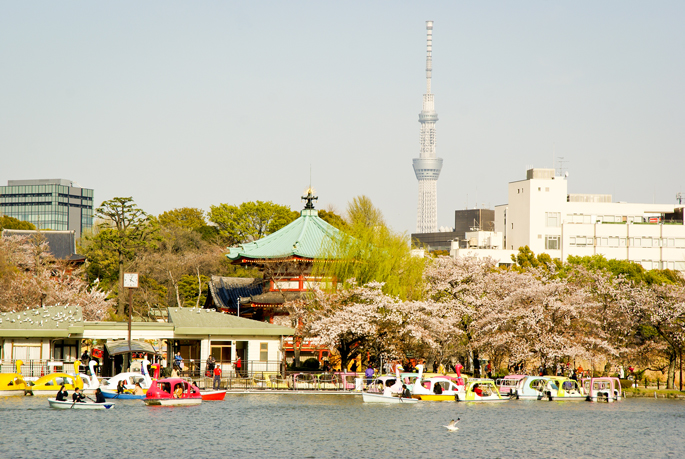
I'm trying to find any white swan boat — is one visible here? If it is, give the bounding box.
[48,398,115,410]
[362,392,418,403]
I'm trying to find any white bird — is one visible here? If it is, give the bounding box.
[443,418,460,431]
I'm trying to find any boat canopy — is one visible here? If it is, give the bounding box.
[105,340,159,356]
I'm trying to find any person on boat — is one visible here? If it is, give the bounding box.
[116,380,126,394]
[213,364,222,390]
[473,384,483,397]
[95,388,106,404]
[383,380,393,397]
[173,383,183,399]
[433,382,443,395]
[56,385,68,401]
[401,384,412,399]
[132,383,144,396]
[72,387,86,403]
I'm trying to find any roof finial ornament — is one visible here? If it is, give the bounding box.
[302,187,318,210]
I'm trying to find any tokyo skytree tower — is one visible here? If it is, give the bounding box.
[412,20,443,233]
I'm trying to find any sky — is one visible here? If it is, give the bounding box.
[1,1,684,234]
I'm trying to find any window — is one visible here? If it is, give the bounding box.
[545,187,550,192]
[546,212,560,227]
[642,237,652,247]
[675,261,685,271]
[260,343,268,362]
[210,341,232,362]
[545,236,560,250]
[575,236,587,247]
[608,237,619,247]
[675,239,685,248]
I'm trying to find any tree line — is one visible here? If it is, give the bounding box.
[288,247,685,388]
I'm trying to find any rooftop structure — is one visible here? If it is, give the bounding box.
[455,168,685,271]
[0,179,94,238]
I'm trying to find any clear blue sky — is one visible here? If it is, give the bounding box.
[2,1,684,234]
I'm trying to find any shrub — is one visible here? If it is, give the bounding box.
[619,379,633,389]
[302,358,320,370]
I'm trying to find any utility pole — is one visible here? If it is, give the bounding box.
[123,273,139,371]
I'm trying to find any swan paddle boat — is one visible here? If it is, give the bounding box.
[0,360,29,396]
[366,376,404,395]
[460,379,508,402]
[48,398,115,410]
[584,377,622,402]
[101,388,147,399]
[543,377,586,401]
[79,361,100,394]
[496,374,526,396]
[100,371,152,392]
[412,376,465,401]
[143,364,202,406]
[25,362,83,396]
[512,376,550,400]
[362,391,418,403]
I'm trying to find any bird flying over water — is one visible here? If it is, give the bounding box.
[443,418,460,431]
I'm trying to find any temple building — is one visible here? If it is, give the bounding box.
[204,190,343,365]
[204,190,342,323]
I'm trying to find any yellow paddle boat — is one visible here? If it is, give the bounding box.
[0,360,29,396]
[25,362,83,396]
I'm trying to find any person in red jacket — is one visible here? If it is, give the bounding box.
[213,365,222,390]
[235,357,242,377]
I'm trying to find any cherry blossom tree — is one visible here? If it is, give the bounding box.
[0,234,112,320]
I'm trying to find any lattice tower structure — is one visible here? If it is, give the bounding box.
[413,20,443,233]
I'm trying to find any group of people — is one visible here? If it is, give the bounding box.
[55,385,107,404]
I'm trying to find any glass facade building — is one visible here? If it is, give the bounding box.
[0,179,93,238]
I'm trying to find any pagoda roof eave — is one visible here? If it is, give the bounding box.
[226,208,344,262]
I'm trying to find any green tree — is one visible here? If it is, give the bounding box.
[158,207,207,230]
[318,209,349,231]
[0,215,36,231]
[315,196,425,301]
[346,195,384,230]
[94,197,156,316]
[208,201,298,246]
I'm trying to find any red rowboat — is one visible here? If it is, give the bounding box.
[200,390,227,401]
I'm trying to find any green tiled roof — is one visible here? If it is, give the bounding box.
[227,209,342,261]
[168,307,294,336]
[0,305,84,337]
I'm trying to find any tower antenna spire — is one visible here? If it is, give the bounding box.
[413,20,443,233]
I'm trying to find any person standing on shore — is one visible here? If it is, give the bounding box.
[213,364,222,390]
[365,364,375,387]
[235,357,242,377]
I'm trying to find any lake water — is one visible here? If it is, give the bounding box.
[0,394,683,459]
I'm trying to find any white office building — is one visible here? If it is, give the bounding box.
[453,168,685,271]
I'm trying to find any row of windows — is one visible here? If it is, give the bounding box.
[1,202,93,210]
[0,185,93,197]
[641,260,685,271]
[1,195,93,204]
[569,236,685,248]
[566,214,657,224]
